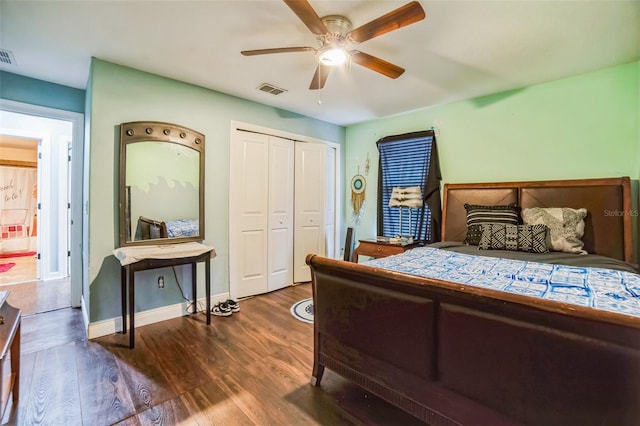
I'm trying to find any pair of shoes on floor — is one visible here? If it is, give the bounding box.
[226,299,240,312]
[212,299,240,317]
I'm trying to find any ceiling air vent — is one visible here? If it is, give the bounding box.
[257,83,286,96]
[0,49,16,66]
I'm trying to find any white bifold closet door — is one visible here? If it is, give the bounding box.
[293,142,326,283]
[268,137,295,291]
[230,129,326,299]
[324,146,337,259]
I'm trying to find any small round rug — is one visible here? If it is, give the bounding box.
[290,298,313,324]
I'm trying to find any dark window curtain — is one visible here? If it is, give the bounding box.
[377,130,442,243]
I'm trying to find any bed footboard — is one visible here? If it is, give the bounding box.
[308,255,520,425]
[307,254,640,426]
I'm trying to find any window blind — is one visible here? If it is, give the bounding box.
[377,130,441,242]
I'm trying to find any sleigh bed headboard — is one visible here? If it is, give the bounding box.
[441,177,633,263]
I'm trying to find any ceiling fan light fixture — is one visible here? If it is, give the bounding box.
[318,47,349,66]
[242,1,426,90]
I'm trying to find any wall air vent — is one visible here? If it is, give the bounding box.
[0,49,16,66]
[257,83,286,96]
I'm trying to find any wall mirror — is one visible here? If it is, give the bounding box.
[118,121,204,247]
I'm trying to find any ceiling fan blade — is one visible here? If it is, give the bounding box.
[241,47,316,56]
[351,51,405,79]
[309,64,331,90]
[347,1,425,43]
[283,0,328,35]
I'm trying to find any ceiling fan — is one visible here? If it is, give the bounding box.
[241,0,426,90]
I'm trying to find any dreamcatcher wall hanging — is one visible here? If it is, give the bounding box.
[351,167,366,224]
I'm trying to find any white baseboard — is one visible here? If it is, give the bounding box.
[87,292,229,339]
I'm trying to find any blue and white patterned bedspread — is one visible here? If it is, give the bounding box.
[165,219,199,238]
[365,247,640,318]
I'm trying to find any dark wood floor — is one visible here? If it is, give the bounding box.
[3,283,426,426]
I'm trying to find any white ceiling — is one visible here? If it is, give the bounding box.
[1,0,639,126]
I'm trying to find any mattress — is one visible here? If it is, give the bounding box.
[364,245,640,319]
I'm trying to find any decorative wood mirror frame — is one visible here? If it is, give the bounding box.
[118,121,205,247]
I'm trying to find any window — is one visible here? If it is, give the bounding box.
[377,130,441,242]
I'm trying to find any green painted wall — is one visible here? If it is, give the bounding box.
[87,58,345,322]
[345,61,640,258]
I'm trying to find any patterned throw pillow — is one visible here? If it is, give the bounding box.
[464,204,521,245]
[478,223,549,253]
[522,207,588,254]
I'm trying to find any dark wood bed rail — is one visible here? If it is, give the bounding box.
[307,254,640,335]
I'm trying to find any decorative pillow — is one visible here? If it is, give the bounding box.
[521,207,588,254]
[478,223,549,253]
[464,203,521,245]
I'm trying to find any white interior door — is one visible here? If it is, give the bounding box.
[229,130,269,298]
[47,134,70,280]
[33,131,69,281]
[294,142,326,283]
[267,137,294,292]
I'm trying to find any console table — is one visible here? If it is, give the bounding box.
[0,292,20,418]
[113,242,216,348]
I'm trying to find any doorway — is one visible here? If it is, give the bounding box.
[0,99,83,312]
[0,135,38,284]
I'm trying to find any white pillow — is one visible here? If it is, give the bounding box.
[521,207,588,254]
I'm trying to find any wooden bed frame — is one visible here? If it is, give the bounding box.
[306,177,639,425]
